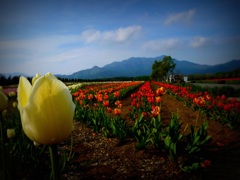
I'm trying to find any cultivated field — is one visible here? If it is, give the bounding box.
[1,80,240,179]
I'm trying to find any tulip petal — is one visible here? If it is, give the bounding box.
[18,76,32,108]
[22,74,75,144]
[31,73,41,85]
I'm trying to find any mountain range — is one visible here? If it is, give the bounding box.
[61,56,240,79]
[2,56,240,79]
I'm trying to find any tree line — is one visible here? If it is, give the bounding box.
[0,75,150,86]
[0,75,94,86]
[187,68,240,81]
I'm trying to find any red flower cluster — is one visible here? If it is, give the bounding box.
[130,82,165,118]
[156,87,166,96]
[193,96,206,107]
[73,81,143,117]
[201,159,211,168]
[153,81,240,125]
[114,108,121,115]
[151,106,161,117]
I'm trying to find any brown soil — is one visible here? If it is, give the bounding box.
[61,87,240,179]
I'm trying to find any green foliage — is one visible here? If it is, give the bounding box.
[180,161,201,173]
[164,112,186,161]
[188,67,240,82]
[189,84,240,97]
[132,114,152,149]
[0,75,20,86]
[185,121,212,154]
[151,60,163,81]
[110,116,129,144]
[151,56,176,81]
[0,108,48,179]
[74,99,129,142]
[92,107,106,133]
[180,121,212,173]
[150,114,163,148]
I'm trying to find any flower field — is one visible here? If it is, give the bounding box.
[196,77,240,84]
[1,79,240,179]
[153,81,240,128]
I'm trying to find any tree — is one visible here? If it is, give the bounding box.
[151,60,163,81]
[150,56,176,81]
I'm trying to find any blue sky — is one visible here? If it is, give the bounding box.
[0,0,240,76]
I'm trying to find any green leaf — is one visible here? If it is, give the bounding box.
[189,146,200,154]
[164,136,171,148]
[200,135,212,145]
[192,135,200,146]
[170,142,176,156]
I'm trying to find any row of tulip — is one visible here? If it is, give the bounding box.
[153,81,240,128]
[73,81,166,146]
[73,81,144,140]
[72,81,143,103]
[129,81,165,119]
[127,82,211,172]
[129,81,165,149]
[73,81,212,172]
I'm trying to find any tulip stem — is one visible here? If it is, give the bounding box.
[49,144,60,180]
[0,114,6,179]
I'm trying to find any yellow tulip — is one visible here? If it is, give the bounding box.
[13,101,18,108]
[7,129,15,138]
[17,73,75,145]
[0,90,8,111]
[32,73,41,85]
[8,91,16,97]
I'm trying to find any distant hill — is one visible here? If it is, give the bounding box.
[2,56,240,79]
[201,60,240,74]
[69,56,165,79]
[64,56,240,79]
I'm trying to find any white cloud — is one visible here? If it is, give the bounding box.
[142,38,182,51]
[164,9,195,25]
[80,30,101,43]
[80,25,142,43]
[189,36,209,47]
[0,27,143,75]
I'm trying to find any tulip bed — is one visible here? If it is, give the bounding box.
[1,80,240,179]
[72,81,143,139]
[153,81,240,128]
[72,81,213,174]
